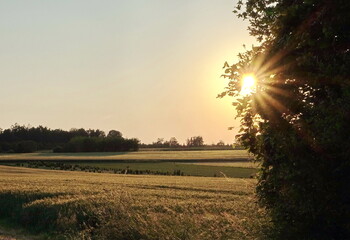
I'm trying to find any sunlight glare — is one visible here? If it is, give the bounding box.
[241,74,256,95]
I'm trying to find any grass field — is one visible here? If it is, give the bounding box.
[0,150,257,178]
[182,162,259,168]
[0,150,251,161]
[0,165,268,239]
[77,162,257,178]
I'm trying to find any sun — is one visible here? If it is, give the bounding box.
[241,74,256,95]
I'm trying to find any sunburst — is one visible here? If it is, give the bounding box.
[241,74,257,95]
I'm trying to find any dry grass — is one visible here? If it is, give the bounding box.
[0,165,267,239]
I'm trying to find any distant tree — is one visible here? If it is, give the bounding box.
[87,129,105,138]
[216,140,225,146]
[0,123,133,153]
[221,0,350,238]
[169,137,180,147]
[62,136,139,153]
[70,128,89,138]
[107,130,122,138]
[186,136,204,147]
[155,138,164,145]
[162,140,170,147]
[149,138,165,147]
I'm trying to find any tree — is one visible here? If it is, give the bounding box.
[70,128,89,138]
[186,136,204,147]
[87,129,105,138]
[107,130,122,138]
[169,137,180,147]
[151,138,164,147]
[220,0,350,239]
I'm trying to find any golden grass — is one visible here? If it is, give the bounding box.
[0,165,267,239]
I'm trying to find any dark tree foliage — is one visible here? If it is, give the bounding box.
[107,130,122,138]
[60,136,139,153]
[168,137,180,147]
[221,0,350,239]
[186,136,204,147]
[0,124,138,153]
[145,137,181,148]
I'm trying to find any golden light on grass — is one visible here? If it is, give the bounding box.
[0,165,265,239]
[241,74,257,95]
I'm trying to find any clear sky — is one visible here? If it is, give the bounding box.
[0,0,255,144]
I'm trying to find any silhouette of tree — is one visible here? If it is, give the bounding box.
[107,130,122,138]
[186,136,204,147]
[221,0,350,238]
[169,137,180,147]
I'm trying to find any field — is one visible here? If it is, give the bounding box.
[0,150,257,178]
[74,162,256,178]
[183,162,259,168]
[0,150,263,239]
[0,165,267,240]
[0,150,251,161]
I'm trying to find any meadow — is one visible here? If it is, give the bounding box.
[0,165,268,240]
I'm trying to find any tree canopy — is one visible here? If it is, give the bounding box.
[221,0,350,238]
[0,124,139,153]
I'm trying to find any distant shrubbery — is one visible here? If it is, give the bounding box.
[54,136,139,153]
[0,124,139,153]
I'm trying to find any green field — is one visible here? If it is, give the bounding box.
[184,161,259,168]
[0,165,268,239]
[77,162,257,178]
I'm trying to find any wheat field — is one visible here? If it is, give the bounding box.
[0,165,267,239]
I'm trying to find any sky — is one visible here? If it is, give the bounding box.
[0,0,255,144]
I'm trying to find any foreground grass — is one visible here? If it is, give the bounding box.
[0,165,267,239]
[0,150,250,161]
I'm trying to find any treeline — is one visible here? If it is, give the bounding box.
[0,124,139,153]
[141,136,234,149]
[54,136,139,153]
